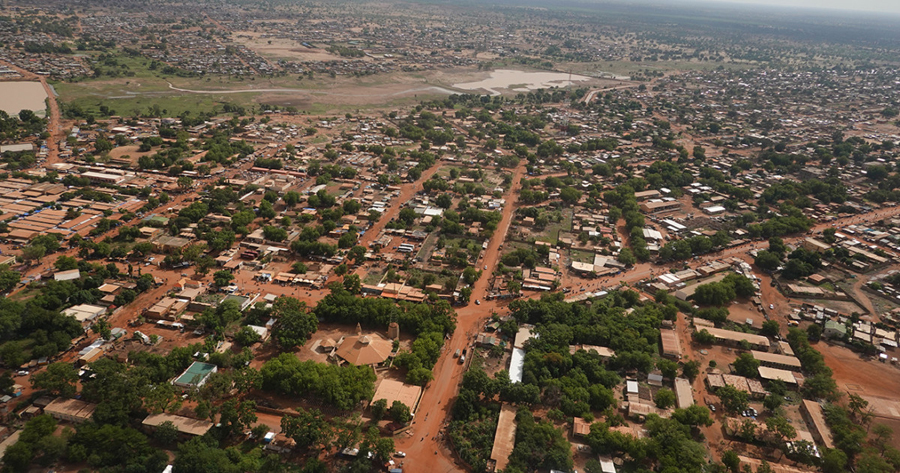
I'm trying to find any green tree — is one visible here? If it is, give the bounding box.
[1,441,33,472]
[263,225,288,242]
[21,244,47,264]
[234,326,262,347]
[654,388,676,409]
[754,250,781,271]
[559,187,582,206]
[284,191,301,207]
[763,394,783,412]
[281,408,332,450]
[618,247,636,266]
[717,385,749,413]
[258,199,276,220]
[30,362,78,397]
[692,280,736,306]
[822,448,848,473]
[272,297,318,349]
[681,360,701,380]
[0,341,26,368]
[671,404,714,427]
[95,136,113,153]
[733,353,761,377]
[153,420,179,446]
[54,256,78,271]
[462,266,479,285]
[807,323,823,341]
[692,329,716,344]
[765,415,796,443]
[389,400,412,424]
[218,399,258,438]
[177,176,193,190]
[370,398,388,420]
[761,320,780,337]
[871,423,893,453]
[737,418,757,442]
[343,274,361,295]
[0,265,20,292]
[722,449,740,473]
[213,270,234,287]
[348,245,366,265]
[657,359,679,379]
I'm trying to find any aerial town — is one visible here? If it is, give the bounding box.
[0,0,899,472]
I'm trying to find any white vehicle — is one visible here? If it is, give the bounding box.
[394,452,406,458]
[769,304,774,310]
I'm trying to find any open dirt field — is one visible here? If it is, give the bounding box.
[231,32,347,62]
[816,341,900,399]
[106,144,152,163]
[726,304,767,329]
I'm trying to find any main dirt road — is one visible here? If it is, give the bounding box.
[391,160,528,471]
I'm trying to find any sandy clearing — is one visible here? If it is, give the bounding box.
[817,341,900,399]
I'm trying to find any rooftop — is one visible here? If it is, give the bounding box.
[335,333,393,366]
[372,379,423,413]
[142,413,214,436]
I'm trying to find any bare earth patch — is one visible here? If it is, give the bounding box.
[232,31,347,62]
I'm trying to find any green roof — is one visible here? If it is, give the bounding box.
[174,362,216,387]
[824,320,847,333]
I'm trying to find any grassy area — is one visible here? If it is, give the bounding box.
[533,208,573,244]
[362,268,386,286]
[53,49,453,118]
[570,249,594,263]
[8,286,40,302]
[435,165,465,179]
[405,268,457,291]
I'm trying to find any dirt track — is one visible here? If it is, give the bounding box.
[389,160,527,471]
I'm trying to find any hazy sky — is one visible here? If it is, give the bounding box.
[694,0,900,14]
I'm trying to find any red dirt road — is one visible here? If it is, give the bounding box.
[392,161,527,470]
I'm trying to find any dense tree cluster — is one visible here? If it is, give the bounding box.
[747,213,811,239]
[786,328,839,401]
[259,353,376,410]
[585,411,713,472]
[505,409,573,473]
[270,296,318,349]
[658,232,731,262]
[0,262,153,366]
[691,273,755,306]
